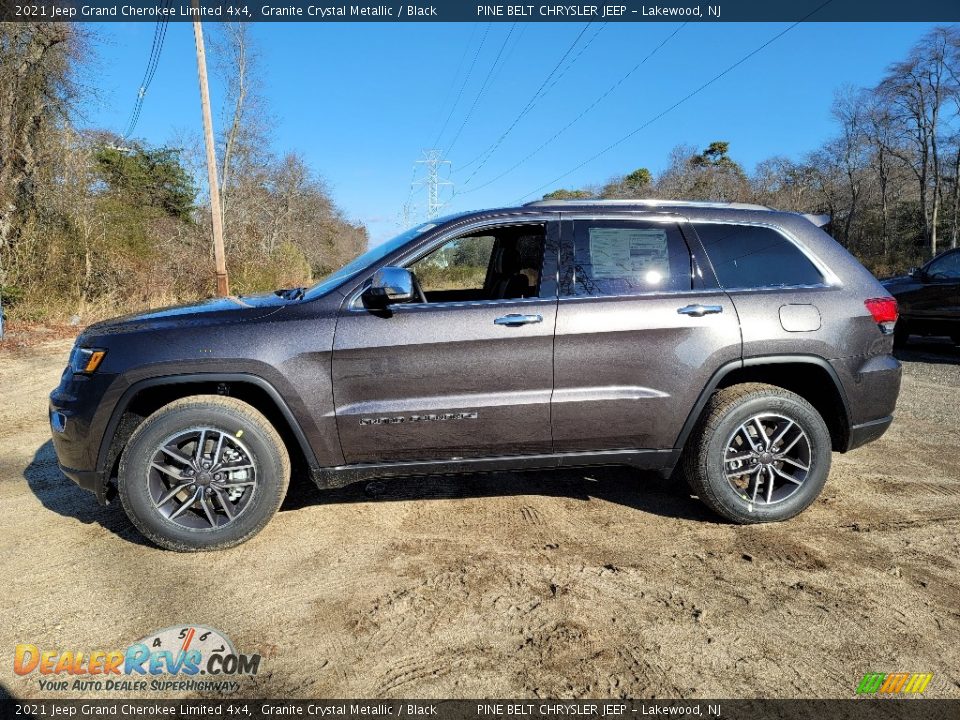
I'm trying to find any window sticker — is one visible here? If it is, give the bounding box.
[587,227,670,281]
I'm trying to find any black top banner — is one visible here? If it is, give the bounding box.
[1,0,959,22]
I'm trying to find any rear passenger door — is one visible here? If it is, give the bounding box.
[551,215,741,454]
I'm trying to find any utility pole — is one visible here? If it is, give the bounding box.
[192,7,230,296]
[413,149,453,219]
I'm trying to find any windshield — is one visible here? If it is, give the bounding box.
[302,214,468,300]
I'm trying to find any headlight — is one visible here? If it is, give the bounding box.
[69,346,107,374]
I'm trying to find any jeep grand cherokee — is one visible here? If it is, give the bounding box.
[50,199,902,551]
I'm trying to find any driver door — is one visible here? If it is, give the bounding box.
[331,219,559,464]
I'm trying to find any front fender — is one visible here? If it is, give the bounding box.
[93,363,335,479]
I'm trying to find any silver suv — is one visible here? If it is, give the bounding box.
[51,199,902,551]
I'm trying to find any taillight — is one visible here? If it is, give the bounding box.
[865,297,898,335]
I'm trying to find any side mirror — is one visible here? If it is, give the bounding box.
[908,267,924,281]
[363,266,414,307]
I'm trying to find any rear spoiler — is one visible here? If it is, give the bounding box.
[802,213,831,228]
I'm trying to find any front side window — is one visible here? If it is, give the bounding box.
[304,215,470,300]
[407,223,546,303]
[695,223,824,289]
[926,250,960,280]
[411,235,495,295]
[563,220,692,297]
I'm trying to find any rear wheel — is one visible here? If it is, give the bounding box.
[118,396,290,551]
[681,383,832,524]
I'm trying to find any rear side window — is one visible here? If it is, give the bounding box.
[695,224,824,289]
[564,220,692,296]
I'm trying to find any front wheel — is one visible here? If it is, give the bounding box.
[681,383,832,524]
[118,396,290,551]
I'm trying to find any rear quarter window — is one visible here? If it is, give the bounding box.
[694,223,824,289]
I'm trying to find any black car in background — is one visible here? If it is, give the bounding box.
[882,247,960,347]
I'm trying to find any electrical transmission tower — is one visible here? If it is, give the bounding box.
[412,149,453,220]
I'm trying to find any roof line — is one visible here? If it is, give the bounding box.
[522,198,773,211]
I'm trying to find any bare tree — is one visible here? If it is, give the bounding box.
[0,23,79,255]
[213,23,259,219]
[876,26,960,257]
[831,88,876,249]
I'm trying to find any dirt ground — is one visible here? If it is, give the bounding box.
[1,337,958,700]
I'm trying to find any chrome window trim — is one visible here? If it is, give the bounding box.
[557,288,727,303]
[393,296,551,312]
[721,283,838,294]
[554,284,839,302]
[687,218,841,288]
[346,214,558,311]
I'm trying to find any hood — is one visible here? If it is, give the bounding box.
[83,291,294,338]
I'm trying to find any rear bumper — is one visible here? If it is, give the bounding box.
[846,415,894,451]
[830,353,901,451]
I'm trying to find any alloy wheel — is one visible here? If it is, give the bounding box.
[146,428,258,530]
[723,413,812,505]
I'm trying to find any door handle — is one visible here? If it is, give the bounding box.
[494,313,543,326]
[677,304,723,317]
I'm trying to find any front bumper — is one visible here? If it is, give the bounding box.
[58,465,109,501]
[49,370,118,504]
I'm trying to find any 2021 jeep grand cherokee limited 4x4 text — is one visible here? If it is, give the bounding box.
[50,200,902,551]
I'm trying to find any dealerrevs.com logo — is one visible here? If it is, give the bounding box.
[14,625,261,694]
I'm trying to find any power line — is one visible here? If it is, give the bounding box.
[452,22,597,175]
[123,20,163,138]
[122,3,171,139]
[484,23,529,93]
[442,23,517,158]
[518,2,833,202]
[123,15,167,137]
[428,24,479,147]
[457,21,606,174]
[430,23,491,149]
[529,22,606,111]
[457,22,686,195]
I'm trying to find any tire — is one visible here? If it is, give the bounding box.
[893,320,909,348]
[681,383,832,524]
[118,395,290,551]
